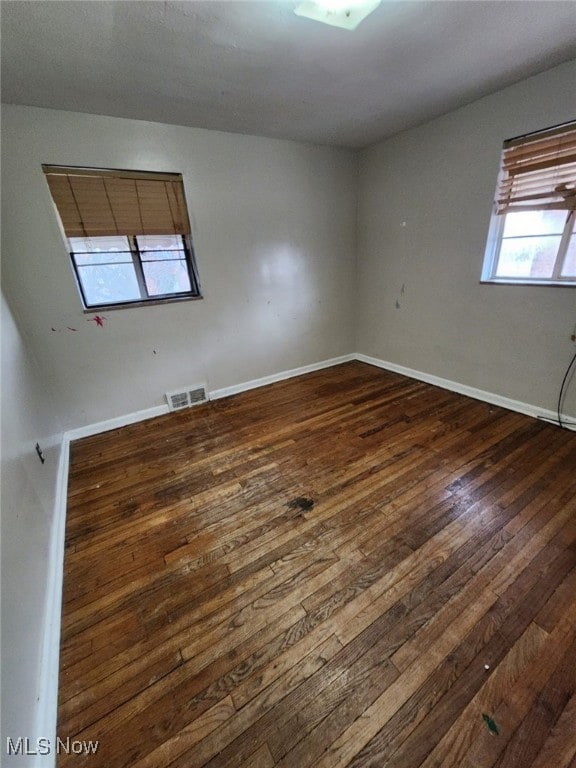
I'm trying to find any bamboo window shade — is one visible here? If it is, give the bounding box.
[496,122,576,215]
[42,166,191,237]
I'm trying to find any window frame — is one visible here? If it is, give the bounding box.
[43,164,203,310]
[69,233,202,311]
[481,208,576,287]
[481,121,576,287]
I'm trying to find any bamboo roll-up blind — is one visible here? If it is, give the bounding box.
[42,166,191,237]
[495,122,576,214]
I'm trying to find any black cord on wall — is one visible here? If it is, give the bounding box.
[557,350,576,430]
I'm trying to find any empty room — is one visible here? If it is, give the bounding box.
[1,1,576,766]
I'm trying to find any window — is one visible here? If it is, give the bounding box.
[43,166,201,308]
[482,121,576,286]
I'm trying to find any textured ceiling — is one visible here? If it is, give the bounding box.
[2,1,576,148]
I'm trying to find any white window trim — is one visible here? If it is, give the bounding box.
[481,207,576,287]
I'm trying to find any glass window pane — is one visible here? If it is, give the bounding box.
[78,264,141,305]
[502,211,568,238]
[495,236,561,279]
[136,235,183,251]
[560,235,576,278]
[143,260,191,296]
[140,250,186,262]
[74,251,133,266]
[69,236,130,253]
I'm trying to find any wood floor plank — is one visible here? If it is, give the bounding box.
[459,617,576,768]
[146,634,344,768]
[528,692,576,768]
[417,621,551,768]
[311,588,500,768]
[491,635,576,768]
[344,539,576,768]
[57,361,576,768]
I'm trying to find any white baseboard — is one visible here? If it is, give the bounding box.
[34,435,70,767]
[64,355,357,441]
[64,353,576,442]
[66,404,169,442]
[356,353,576,431]
[209,354,356,400]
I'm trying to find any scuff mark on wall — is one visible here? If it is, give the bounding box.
[395,283,406,310]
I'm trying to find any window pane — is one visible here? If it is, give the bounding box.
[502,210,568,238]
[74,251,133,266]
[136,235,183,251]
[560,234,576,278]
[78,264,141,305]
[140,250,186,262]
[69,236,130,253]
[143,260,191,296]
[495,236,561,279]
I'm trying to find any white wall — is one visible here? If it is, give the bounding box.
[1,106,357,430]
[1,292,64,764]
[356,60,576,418]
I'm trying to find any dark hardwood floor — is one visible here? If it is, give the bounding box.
[58,361,576,767]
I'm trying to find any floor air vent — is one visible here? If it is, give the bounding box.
[165,384,208,412]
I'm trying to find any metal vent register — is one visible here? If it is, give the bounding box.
[165,385,208,411]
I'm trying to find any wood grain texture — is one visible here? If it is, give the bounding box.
[57,361,576,767]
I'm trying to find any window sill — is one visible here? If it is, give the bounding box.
[480,279,576,288]
[82,294,203,313]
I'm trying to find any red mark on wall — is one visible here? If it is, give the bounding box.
[88,315,106,327]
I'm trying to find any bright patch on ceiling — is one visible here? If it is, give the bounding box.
[294,0,382,30]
